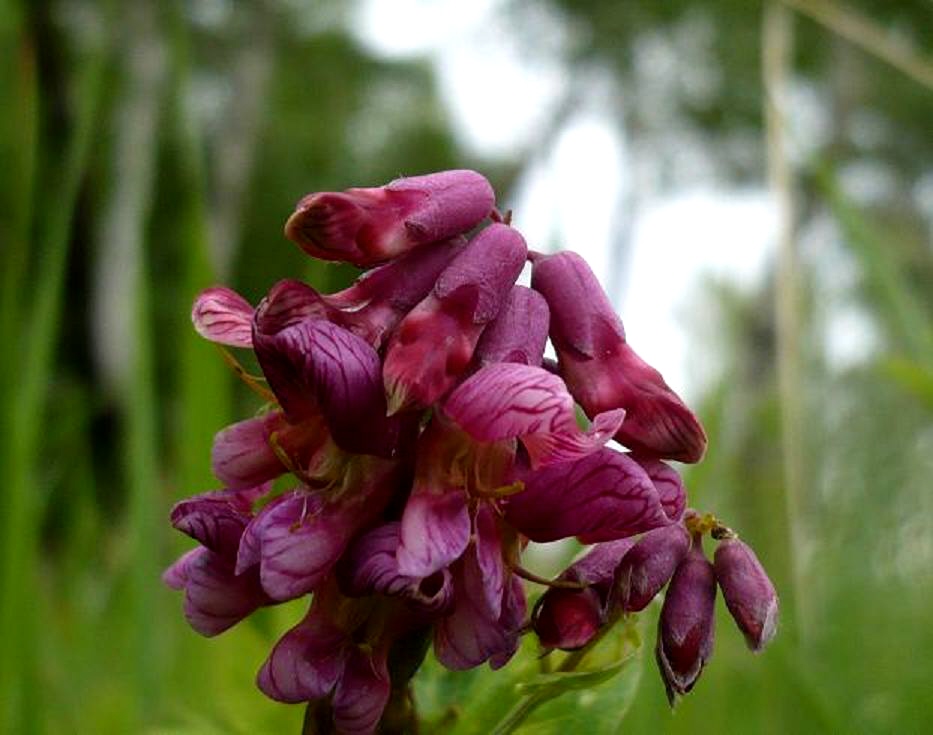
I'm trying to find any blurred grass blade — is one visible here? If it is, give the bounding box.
[0,27,108,734]
[92,2,168,723]
[816,165,933,365]
[166,0,232,495]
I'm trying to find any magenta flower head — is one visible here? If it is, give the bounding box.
[615,524,691,612]
[530,251,707,463]
[532,539,636,651]
[655,534,717,704]
[714,537,778,652]
[284,170,494,266]
[382,223,528,413]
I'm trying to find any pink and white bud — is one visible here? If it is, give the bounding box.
[191,286,255,348]
[531,251,707,463]
[655,536,717,704]
[615,524,691,612]
[382,223,527,412]
[714,537,778,652]
[285,170,494,266]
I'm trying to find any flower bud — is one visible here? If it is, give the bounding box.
[472,285,550,368]
[382,223,527,412]
[532,539,635,651]
[285,170,494,266]
[615,524,691,612]
[714,537,778,652]
[531,251,707,463]
[655,536,716,704]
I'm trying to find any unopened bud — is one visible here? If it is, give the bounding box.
[655,536,716,704]
[714,537,778,652]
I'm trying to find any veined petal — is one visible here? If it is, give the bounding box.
[257,606,348,703]
[191,287,254,347]
[255,279,334,336]
[253,317,406,457]
[169,484,269,558]
[397,486,471,578]
[504,448,673,543]
[339,522,453,614]
[237,492,355,601]
[170,547,268,637]
[211,411,328,489]
[632,456,686,522]
[332,647,392,735]
[463,505,505,619]
[489,574,526,670]
[443,364,625,468]
[433,564,512,671]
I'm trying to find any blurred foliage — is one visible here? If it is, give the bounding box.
[1,0,932,733]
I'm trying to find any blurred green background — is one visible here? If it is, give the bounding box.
[2,0,932,732]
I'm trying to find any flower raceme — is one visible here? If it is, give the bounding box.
[164,168,777,732]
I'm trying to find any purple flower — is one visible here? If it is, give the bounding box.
[382,222,528,413]
[236,456,403,601]
[284,170,494,266]
[252,299,415,459]
[163,485,273,636]
[210,410,329,489]
[532,539,636,651]
[504,448,684,544]
[655,535,716,703]
[338,522,454,614]
[531,251,707,463]
[434,507,526,670]
[615,524,691,612]
[192,237,466,355]
[257,581,397,735]
[396,365,625,579]
[714,537,778,652]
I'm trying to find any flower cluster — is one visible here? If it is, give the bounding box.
[165,169,777,732]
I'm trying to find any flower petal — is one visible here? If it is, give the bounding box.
[504,448,674,543]
[443,364,625,468]
[462,505,505,619]
[382,223,527,412]
[339,522,453,614]
[397,486,471,578]
[191,287,254,347]
[616,524,691,612]
[237,492,356,601]
[632,456,686,522]
[332,647,392,735]
[168,547,268,637]
[433,563,513,671]
[473,285,550,369]
[285,170,493,266]
[211,411,328,489]
[254,279,334,336]
[253,317,408,457]
[257,606,348,703]
[169,485,268,558]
